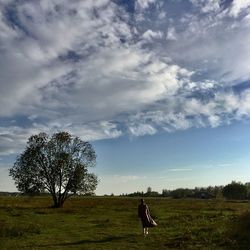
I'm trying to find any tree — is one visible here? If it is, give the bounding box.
[147,187,152,194]
[171,188,193,199]
[162,189,170,197]
[245,182,250,199]
[222,181,248,200]
[9,132,98,208]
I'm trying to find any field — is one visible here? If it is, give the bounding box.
[0,196,249,250]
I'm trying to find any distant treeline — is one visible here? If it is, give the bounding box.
[2,181,250,200]
[0,192,20,197]
[119,181,250,200]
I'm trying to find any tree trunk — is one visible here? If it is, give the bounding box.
[51,194,65,208]
[53,201,64,208]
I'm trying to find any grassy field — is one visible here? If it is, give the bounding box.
[0,196,249,250]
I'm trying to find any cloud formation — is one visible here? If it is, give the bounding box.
[0,0,250,155]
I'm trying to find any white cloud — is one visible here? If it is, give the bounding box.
[0,120,122,156]
[112,175,147,183]
[66,121,123,141]
[142,29,163,41]
[0,0,250,155]
[0,127,34,155]
[208,115,221,128]
[168,168,193,172]
[229,0,250,17]
[129,124,156,137]
[164,6,250,84]
[137,0,157,9]
[190,0,220,13]
[0,165,17,192]
[237,89,250,116]
[158,10,166,19]
[166,27,177,41]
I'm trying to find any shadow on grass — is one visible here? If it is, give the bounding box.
[228,211,250,249]
[38,236,124,247]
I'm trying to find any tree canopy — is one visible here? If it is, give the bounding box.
[9,132,98,207]
[222,181,248,200]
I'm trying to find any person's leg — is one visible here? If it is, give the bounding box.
[146,227,149,235]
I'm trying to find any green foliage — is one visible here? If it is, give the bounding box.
[9,132,98,208]
[222,181,248,200]
[171,188,194,199]
[246,182,250,199]
[0,196,249,249]
[123,185,225,199]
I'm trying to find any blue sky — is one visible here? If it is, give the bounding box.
[0,0,250,194]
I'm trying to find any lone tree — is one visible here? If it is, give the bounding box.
[9,132,98,208]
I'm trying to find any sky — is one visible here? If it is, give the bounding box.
[0,0,250,195]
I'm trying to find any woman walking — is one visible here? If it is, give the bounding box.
[138,199,157,236]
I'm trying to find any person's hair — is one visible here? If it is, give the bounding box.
[140,199,144,204]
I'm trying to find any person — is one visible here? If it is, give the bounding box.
[138,199,157,236]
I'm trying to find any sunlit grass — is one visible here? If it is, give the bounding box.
[0,196,249,249]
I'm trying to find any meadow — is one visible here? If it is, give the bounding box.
[0,196,249,250]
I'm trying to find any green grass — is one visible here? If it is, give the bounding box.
[0,196,249,249]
